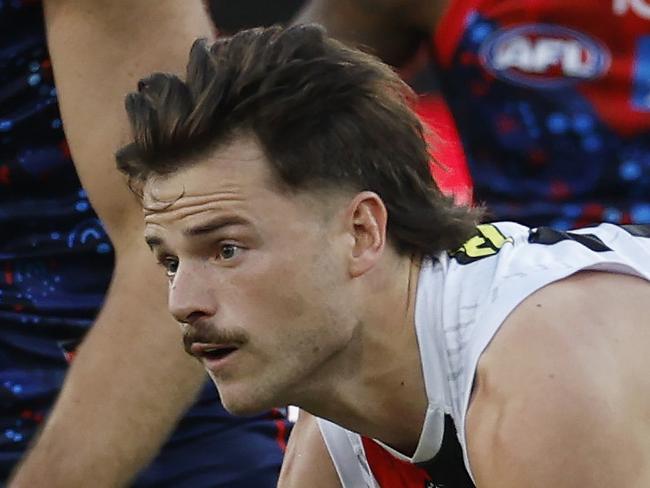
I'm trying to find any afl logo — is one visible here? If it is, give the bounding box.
[479,24,611,89]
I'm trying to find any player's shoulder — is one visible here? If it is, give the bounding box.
[447,221,650,280]
[476,265,650,388]
[466,268,650,486]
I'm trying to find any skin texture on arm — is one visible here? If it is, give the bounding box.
[293,0,448,66]
[278,411,342,488]
[9,1,215,486]
[466,271,650,488]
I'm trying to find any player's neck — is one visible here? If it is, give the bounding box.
[299,256,428,456]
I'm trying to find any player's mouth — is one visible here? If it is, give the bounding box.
[190,343,239,369]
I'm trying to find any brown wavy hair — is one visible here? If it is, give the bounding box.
[116,24,482,256]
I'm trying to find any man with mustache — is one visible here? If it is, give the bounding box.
[119,25,650,488]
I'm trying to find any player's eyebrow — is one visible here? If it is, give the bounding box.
[182,216,249,237]
[144,234,165,250]
[144,216,250,251]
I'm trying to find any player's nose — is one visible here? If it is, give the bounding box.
[168,261,218,325]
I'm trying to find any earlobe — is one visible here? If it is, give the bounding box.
[347,192,387,278]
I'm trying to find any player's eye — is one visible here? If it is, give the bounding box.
[161,257,179,278]
[217,244,241,261]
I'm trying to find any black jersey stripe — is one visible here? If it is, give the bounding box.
[528,227,612,252]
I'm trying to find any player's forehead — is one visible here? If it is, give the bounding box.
[145,137,270,197]
[140,135,353,247]
[142,137,276,223]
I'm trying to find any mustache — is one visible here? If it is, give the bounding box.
[182,321,249,356]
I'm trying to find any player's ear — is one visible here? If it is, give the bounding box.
[344,191,387,278]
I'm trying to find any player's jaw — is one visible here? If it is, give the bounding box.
[180,307,359,417]
[215,338,352,416]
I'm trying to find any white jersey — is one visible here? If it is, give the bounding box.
[318,222,650,488]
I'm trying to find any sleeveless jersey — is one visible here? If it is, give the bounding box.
[0,2,288,485]
[318,222,650,487]
[432,0,650,229]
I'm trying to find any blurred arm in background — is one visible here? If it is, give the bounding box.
[9,1,214,486]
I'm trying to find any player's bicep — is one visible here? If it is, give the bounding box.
[278,411,342,488]
[472,389,646,488]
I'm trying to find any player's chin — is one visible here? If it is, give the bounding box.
[217,383,281,416]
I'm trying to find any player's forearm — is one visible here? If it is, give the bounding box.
[9,246,206,487]
[42,0,215,237]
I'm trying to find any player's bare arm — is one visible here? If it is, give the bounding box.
[278,411,342,488]
[9,1,214,486]
[467,271,650,488]
[294,0,449,66]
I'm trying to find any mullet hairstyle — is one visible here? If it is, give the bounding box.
[116,24,482,257]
